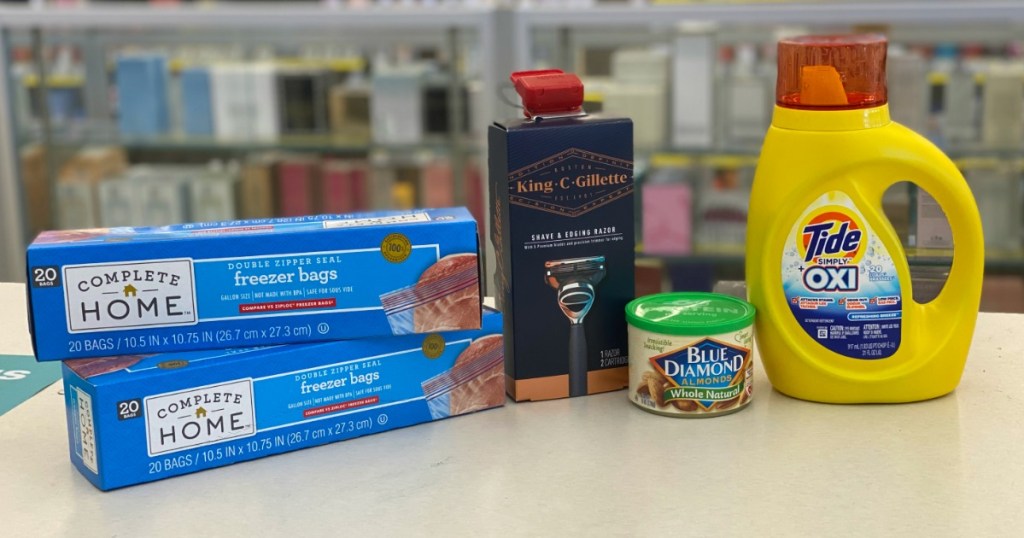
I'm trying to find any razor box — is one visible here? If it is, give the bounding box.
[490,115,634,401]
[27,207,482,361]
[61,310,504,490]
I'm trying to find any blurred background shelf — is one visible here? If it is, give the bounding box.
[17,127,480,156]
[516,1,1024,25]
[0,4,496,29]
[0,2,500,287]
[0,1,1022,310]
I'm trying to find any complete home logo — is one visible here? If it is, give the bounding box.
[144,379,256,456]
[63,259,198,332]
[508,148,633,217]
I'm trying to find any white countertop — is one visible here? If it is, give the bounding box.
[1,281,1022,536]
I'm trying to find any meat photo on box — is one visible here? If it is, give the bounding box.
[64,355,148,379]
[449,334,505,415]
[413,253,481,333]
[33,228,112,244]
[421,333,505,419]
[381,253,481,335]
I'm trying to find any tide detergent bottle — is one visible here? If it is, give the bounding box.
[746,35,985,403]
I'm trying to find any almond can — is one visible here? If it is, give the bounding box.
[626,292,756,418]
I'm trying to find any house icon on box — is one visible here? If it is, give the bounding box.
[123,284,137,297]
[195,407,207,418]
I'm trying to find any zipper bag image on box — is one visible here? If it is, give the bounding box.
[380,252,480,335]
[422,333,504,419]
[26,208,481,361]
[60,310,503,490]
[490,70,634,401]
[746,35,985,403]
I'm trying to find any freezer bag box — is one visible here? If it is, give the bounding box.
[61,309,504,490]
[490,114,635,401]
[27,208,482,361]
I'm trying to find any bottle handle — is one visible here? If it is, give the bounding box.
[853,150,985,331]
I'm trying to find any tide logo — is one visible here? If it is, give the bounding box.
[798,209,865,264]
[798,208,865,293]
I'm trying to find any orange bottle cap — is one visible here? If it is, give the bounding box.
[777,34,888,110]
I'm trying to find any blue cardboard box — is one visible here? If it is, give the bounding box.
[116,54,170,137]
[27,208,482,361]
[490,115,634,401]
[180,67,215,136]
[62,310,504,490]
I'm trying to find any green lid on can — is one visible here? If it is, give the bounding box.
[625,292,756,336]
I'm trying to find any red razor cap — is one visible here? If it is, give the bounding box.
[777,34,888,110]
[510,69,584,119]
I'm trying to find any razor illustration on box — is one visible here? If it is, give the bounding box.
[545,256,606,397]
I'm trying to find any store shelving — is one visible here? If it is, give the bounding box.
[521,2,1024,288]
[2,1,1024,286]
[638,253,745,266]
[0,2,502,283]
[0,3,496,30]
[17,127,481,156]
[513,1,1024,67]
[517,1,1024,25]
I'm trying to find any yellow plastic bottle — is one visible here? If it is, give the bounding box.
[746,35,985,403]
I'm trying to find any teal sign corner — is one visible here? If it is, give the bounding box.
[0,354,61,416]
